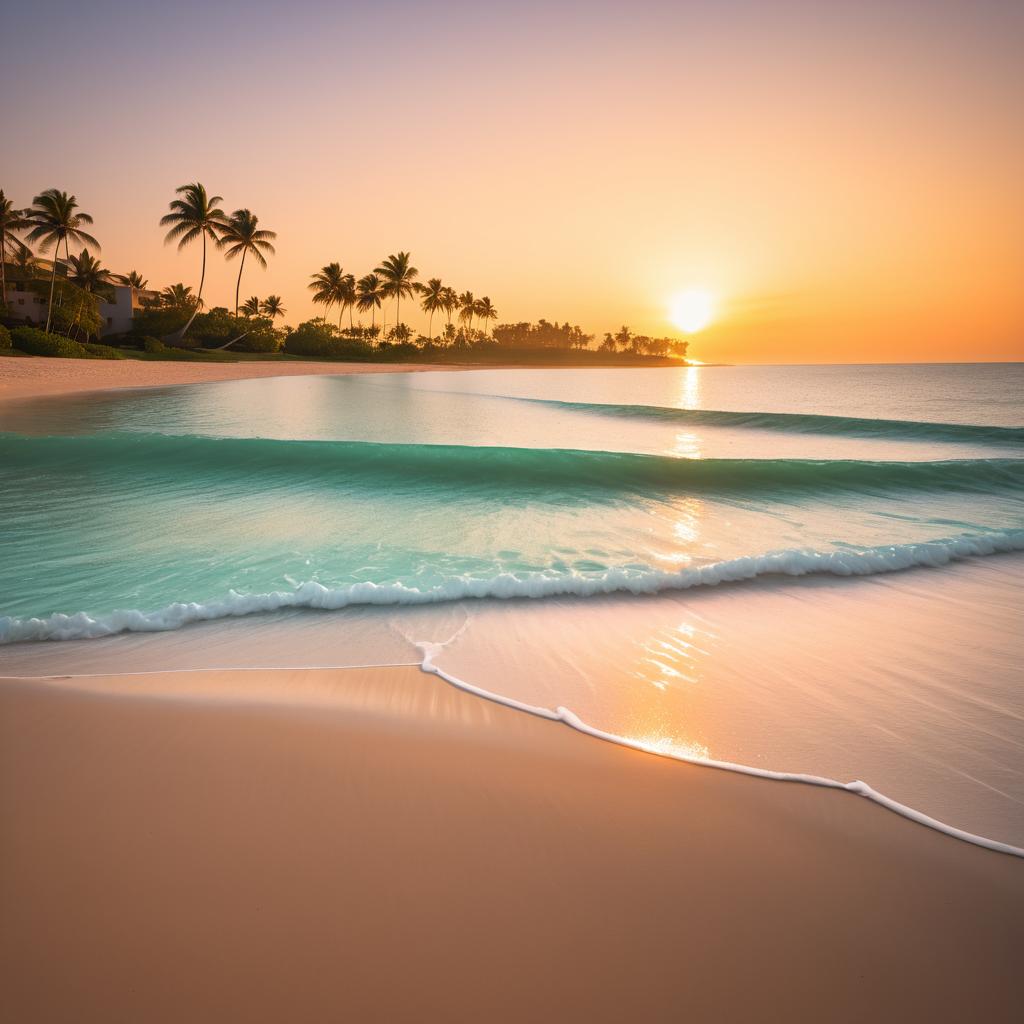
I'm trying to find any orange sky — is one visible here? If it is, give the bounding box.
[4,0,1022,362]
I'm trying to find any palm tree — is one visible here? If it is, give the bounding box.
[219,208,277,318]
[260,295,286,319]
[375,252,419,330]
[614,325,633,352]
[65,249,113,294]
[116,270,148,290]
[63,249,114,337]
[161,283,200,310]
[159,183,226,337]
[340,273,357,329]
[441,286,459,330]
[0,190,31,309]
[309,263,355,327]
[418,278,446,340]
[356,273,384,329]
[458,291,476,335]
[240,295,261,317]
[474,297,497,337]
[24,189,100,332]
[12,247,42,283]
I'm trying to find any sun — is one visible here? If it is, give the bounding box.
[670,288,715,334]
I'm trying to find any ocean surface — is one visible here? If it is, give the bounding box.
[1,363,1022,848]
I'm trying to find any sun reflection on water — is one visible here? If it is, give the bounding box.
[679,364,702,410]
[634,732,711,761]
[619,616,718,760]
[672,430,702,459]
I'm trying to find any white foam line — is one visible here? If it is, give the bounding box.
[417,643,1024,860]
[7,651,1022,858]
[4,529,1023,643]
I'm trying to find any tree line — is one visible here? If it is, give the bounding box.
[2,184,687,361]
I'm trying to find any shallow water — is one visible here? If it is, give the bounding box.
[1,363,1022,846]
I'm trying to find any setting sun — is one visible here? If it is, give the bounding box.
[670,289,715,334]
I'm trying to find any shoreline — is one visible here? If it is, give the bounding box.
[3,665,1023,1022]
[0,354,699,406]
[6,640,1021,859]
[420,648,1024,859]
[2,551,1022,856]
[0,354,472,405]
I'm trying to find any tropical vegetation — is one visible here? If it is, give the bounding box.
[2,180,690,364]
[158,183,226,339]
[219,208,277,318]
[309,263,355,327]
[23,189,99,332]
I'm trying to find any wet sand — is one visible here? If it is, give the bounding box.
[0,355,467,404]
[2,665,1022,1023]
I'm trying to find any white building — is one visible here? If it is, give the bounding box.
[3,279,159,336]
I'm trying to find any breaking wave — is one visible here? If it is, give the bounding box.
[3,432,1023,497]
[3,529,1022,643]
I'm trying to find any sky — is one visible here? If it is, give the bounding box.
[3,0,1022,362]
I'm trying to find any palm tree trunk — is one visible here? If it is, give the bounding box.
[67,296,85,338]
[234,248,247,318]
[211,330,250,350]
[198,233,207,307]
[339,306,343,328]
[56,235,70,313]
[44,257,58,333]
[428,310,434,340]
[348,305,353,330]
[1,230,6,311]
[174,232,207,341]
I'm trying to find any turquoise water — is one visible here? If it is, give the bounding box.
[1,365,1023,634]
[1,364,1022,846]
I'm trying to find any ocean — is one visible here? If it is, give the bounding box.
[1,363,1022,849]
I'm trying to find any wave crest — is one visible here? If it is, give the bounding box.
[526,398,1024,446]
[3,432,1022,496]
[3,529,1022,643]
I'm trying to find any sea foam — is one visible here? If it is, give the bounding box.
[417,641,1024,859]
[3,529,1022,643]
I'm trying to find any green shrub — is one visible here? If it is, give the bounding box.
[283,320,337,356]
[284,320,372,359]
[27,279,102,338]
[131,306,190,340]
[233,333,281,353]
[135,337,239,362]
[230,318,281,353]
[82,343,128,360]
[0,323,11,349]
[11,327,89,358]
[163,332,204,350]
[141,338,194,360]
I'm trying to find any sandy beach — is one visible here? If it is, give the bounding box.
[0,354,466,404]
[5,0,1020,1016]
[2,665,1022,1023]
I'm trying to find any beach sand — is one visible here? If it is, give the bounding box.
[2,665,1022,1023]
[0,354,467,404]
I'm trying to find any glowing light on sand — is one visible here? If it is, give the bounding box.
[635,732,710,761]
[670,288,715,333]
